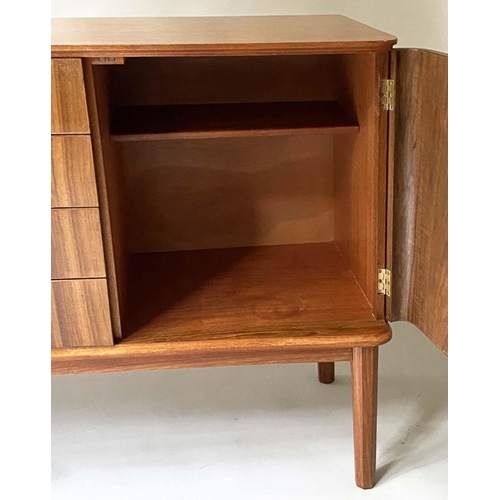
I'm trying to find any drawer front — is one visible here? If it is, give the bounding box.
[51,208,107,279]
[51,135,99,208]
[51,279,113,348]
[51,58,90,134]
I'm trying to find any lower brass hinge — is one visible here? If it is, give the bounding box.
[381,79,395,111]
[377,269,391,296]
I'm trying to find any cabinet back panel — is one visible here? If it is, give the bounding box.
[109,55,347,107]
[122,135,335,252]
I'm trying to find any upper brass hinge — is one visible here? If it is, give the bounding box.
[381,79,395,111]
[377,269,391,296]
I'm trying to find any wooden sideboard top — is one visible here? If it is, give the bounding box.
[51,15,397,57]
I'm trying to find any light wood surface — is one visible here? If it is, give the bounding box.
[51,279,114,348]
[52,345,354,375]
[351,346,378,489]
[52,315,390,373]
[390,49,448,354]
[318,362,335,384]
[333,53,382,315]
[51,135,98,207]
[110,101,358,141]
[51,208,106,279]
[51,318,391,375]
[122,321,389,348]
[83,62,128,339]
[123,243,378,339]
[51,58,90,134]
[122,135,335,252]
[51,16,397,57]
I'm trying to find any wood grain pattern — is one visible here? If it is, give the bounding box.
[351,346,378,489]
[123,243,377,339]
[121,321,390,348]
[332,53,382,314]
[52,345,353,375]
[52,319,391,374]
[83,61,128,339]
[51,58,90,134]
[109,101,358,141]
[122,135,336,252]
[391,49,448,354]
[318,362,335,384]
[51,16,397,57]
[51,279,114,348]
[51,135,98,207]
[51,208,106,279]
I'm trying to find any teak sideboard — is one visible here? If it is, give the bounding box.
[51,16,448,489]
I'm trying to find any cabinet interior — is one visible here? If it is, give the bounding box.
[88,53,385,342]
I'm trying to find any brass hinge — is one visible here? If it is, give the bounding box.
[381,79,395,111]
[377,269,391,296]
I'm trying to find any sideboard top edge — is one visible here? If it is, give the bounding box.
[51,16,398,57]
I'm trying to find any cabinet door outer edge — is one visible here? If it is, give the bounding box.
[384,50,397,320]
[389,48,448,355]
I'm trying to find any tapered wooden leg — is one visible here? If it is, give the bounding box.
[317,362,335,383]
[351,346,378,489]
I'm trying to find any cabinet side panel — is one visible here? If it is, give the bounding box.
[391,49,448,354]
[333,53,383,315]
[83,61,128,340]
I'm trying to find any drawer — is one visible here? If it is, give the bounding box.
[52,135,99,208]
[51,279,114,348]
[51,58,90,134]
[51,208,106,279]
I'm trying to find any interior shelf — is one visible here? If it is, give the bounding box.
[122,242,374,342]
[109,101,359,141]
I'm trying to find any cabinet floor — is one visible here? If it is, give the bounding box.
[52,322,447,500]
[123,242,374,340]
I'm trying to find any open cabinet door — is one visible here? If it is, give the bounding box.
[389,49,448,354]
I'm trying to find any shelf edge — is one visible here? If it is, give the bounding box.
[52,319,391,374]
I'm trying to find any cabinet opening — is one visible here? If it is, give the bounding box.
[87,53,385,345]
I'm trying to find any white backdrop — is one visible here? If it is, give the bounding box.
[51,0,448,52]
